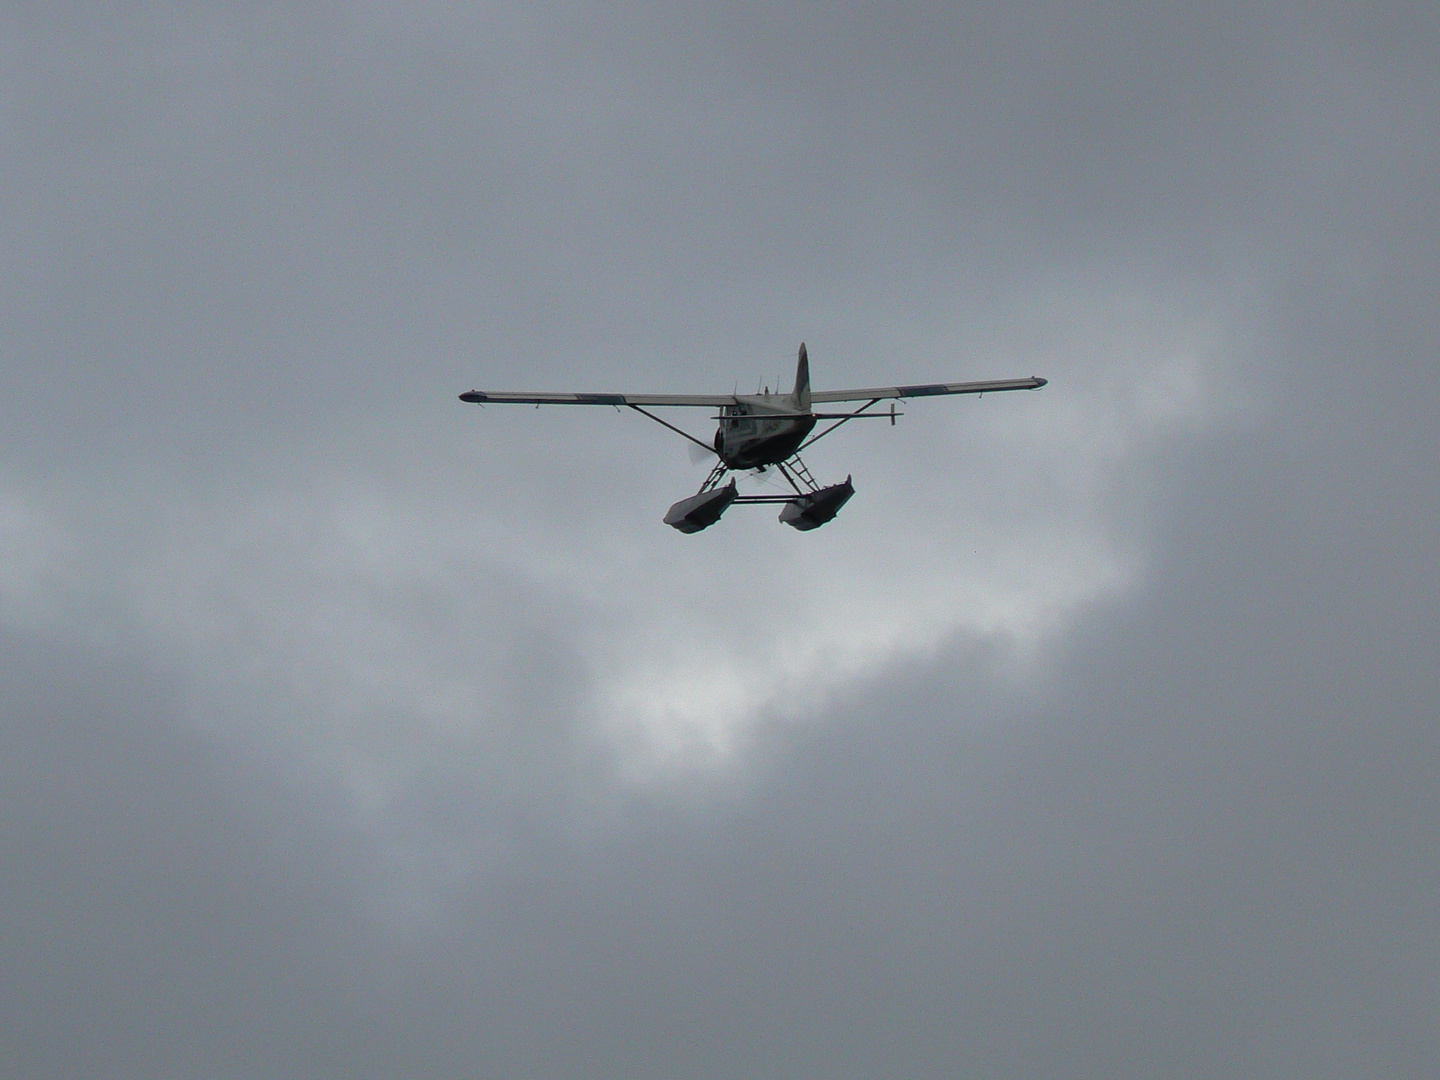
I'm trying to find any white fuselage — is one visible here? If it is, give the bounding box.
[713,391,817,470]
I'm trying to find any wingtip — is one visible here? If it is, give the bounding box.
[459,390,485,403]
[1032,377,1048,388]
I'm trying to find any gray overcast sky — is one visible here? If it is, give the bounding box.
[2,3,1437,1077]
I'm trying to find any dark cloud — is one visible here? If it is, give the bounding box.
[0,632,376,1079]
[7,394,1436,1077]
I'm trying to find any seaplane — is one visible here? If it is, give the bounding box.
[459,344,1046,533]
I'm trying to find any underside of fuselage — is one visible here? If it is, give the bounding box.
[716,422,815,469]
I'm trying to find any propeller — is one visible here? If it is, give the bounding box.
[688,440,717,465]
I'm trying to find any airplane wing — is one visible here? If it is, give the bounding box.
[810,376,1046,403]
[458,390,735,407]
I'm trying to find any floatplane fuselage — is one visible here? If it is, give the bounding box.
[459,343,1046,532]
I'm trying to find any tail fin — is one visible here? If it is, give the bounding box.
[793,342,811,410]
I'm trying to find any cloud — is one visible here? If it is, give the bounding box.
[3,3,1438,1076]
[0,272,1251,840]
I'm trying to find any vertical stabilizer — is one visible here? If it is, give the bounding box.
[793,342,811,411]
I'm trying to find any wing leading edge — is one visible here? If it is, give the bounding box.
[458,376,1046,407]
[458,390,735,406]
[810,376,1047,403]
